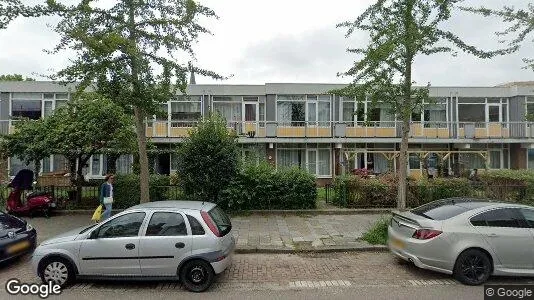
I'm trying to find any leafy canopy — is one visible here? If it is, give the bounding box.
[46,0,225,114]
[464,3,534,70]
[331,0,518,119]
[176,113,239,203]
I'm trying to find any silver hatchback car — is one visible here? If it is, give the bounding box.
[388,198,534,285]
[32,201,235,292]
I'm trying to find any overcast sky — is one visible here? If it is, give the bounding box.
[0,0,532,86]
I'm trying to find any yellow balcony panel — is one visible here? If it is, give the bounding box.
[345,127,367,137]
[257,127,266,137]
[170,127,191,137]
[243,123,258,133]
[277,127,305,137]
[153,122,168,137]
[422,128,450,138]
[146,126,153,138]
[410,124,423,137]
[305,127,331,137]
[372,127,396,137]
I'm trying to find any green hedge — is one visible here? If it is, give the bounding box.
[111,174,172,209]
[333,171,534,208]
[219,163,317,211]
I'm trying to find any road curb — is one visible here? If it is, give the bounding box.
[235,245,389,254]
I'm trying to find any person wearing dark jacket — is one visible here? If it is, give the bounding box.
[99,174,115,220]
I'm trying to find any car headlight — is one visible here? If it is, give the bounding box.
[26,223,33,231]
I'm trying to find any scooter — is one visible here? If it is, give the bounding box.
[6,169,56,217]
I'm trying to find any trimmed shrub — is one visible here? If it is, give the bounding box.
[111,174,170,209]
[407,178,472,207]
[333,175,397,208]
[219,162,317,211]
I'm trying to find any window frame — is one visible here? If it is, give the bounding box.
[144,211,189,237]
[92,212,147,239]
[469,208,525,228]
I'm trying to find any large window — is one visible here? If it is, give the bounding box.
[146,212,187,236]
[171,96,201,127]
[489,150,502,169]
[306,95,331,127]
[277,144,332,177]
[459,153,486,169]
[470,209,521,228]
[423,103,447,128]
[277,95,305,126]
[11,93,42,120]
[97,212,146,238]
[213,97,241,126]
[409,154,421,170]
[342,98,364,126]
[529,149,534,170]
[116,155,133,175]
[9,157,35,176]
[368,103,395,127]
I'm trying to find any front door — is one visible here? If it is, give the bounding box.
[471,208,534,270]
[487,104,502,137]
[242,102,258,135]
[79,212,147,276]
[139,211,192,276]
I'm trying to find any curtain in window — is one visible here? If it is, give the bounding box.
[42,156,51,173]
[425,108,447,128]
[378,104,395,127]
[277,102,292,125]
[278,149,305,169]
[213,103,241,125]
[318,149,331,176]
[317,102,330,127]
[343,102,355,124]
[460,153,486,169]
[171,102,201,125]
[489,151,501,169]
[373,154,389,173]
[307,150,317,175]
[529,149,534,169]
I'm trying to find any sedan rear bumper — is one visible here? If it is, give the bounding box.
[390,247,452,275]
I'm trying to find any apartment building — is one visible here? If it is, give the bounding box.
[1,81,534,185]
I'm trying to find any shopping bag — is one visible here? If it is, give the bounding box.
[91,205,103,222]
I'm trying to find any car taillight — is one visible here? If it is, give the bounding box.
[201,210,221,237]
[412,229,442,240]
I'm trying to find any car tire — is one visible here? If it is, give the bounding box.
[453,249,492,285]
[39,257,75,288]
[179,259,215,292]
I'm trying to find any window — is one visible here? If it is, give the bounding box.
[409,154,420,169]
[116,155,133,174]
[208,206,232,237]
[458,104,485,123]
[187,215,205,235]
[277,102,305,126]
[12,99,42,120]
[213,102,241,124]
[459,153,486,169]
[412,200,491,220]
[43,100,54,117]
[520,209,534,228]
[423,105,447,128]
[278,149,306,169]
[489,150,501,169]
[171,101,201,126]
[9,157,34,176]
[488,106,500,122]
[470,209,521,228]
[97,212,146,238]
[42,156,51,173]
[259,103,265,127]
[368,104,394,127]
[146,212,187,236]
[529,149,534,170]
[342,101,355,123]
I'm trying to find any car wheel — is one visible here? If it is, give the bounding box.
[179,259,215,292]
[40,257,75,287]
[453,249,492,285]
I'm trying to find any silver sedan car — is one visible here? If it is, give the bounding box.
[388,198,534,285]
[32,201,235,292]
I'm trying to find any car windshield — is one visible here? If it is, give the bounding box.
[79,224,98,234]
[208,206,232,236]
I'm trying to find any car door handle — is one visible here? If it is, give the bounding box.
[487,233,499,238]
[175,242,185,249]
[125,243,136,250]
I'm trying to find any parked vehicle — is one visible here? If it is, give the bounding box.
[6,169,55,217]
[388,198,534,285]
[32,201,235,292]
[0,210,37,263]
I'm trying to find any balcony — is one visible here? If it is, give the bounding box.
[144,120,534,140]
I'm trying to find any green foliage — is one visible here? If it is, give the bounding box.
[0,0,49,29]
[0,118,50,168]
[219,162,317,211]
[112,174,170,209]
[362,218,391,245]
[331,0,516,209]
[333,175,397,208]
[176,113,240,203]
[408,178,472,207]
[0,74,35,81]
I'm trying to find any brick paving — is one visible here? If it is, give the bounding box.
[231,214,385,250]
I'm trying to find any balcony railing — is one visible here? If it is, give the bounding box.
[144,120,534,139]
[3,119,534,140]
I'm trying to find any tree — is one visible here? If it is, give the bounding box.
[176,113,239,204]
[46,0,224,203]
[465,4,534,71]
[332,0,516,209]
[0,74,35,81]
[44,93,136,201]
[0,119,50,179]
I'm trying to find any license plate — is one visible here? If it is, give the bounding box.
[7,241,30,254]
[390,238,405,249]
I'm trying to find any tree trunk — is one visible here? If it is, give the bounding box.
[75,158,85,204]
[33,160,41,183]
[68,157,76,186]
[134,107,150,203]
[397,119,409,210]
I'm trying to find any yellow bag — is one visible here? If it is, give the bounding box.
[91,205,103,222]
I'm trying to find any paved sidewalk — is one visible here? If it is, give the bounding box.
[232,214,386,252]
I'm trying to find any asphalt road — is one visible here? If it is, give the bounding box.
[1,214,533,300]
